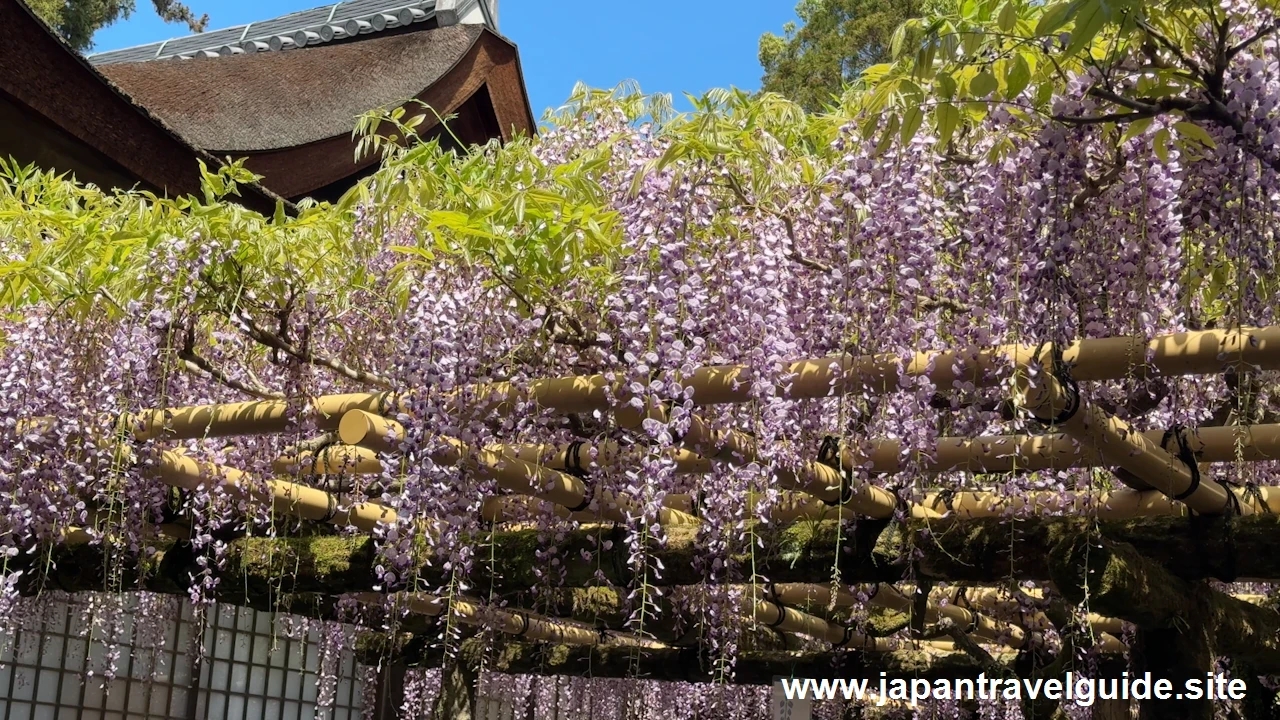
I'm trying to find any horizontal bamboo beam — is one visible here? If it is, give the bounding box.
[284,423,1280,484]
[772,582,1028,649]
[400,636,1030,686]
[125,326,1280,440]
[155,451,395,532]
[741,592,951,652]
[918,487,1280,520]
[618,408,913,520]
[1016,360,1240,515]
[480,494,695,524]
[358,593,667,650]
[839,424,1280,476]
[274,443,384,477]
[134,392,394,441]
[934,586,1125,636]
[339,411,697,526]
[29,516,1280,606]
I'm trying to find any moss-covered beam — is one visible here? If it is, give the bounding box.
[26,515,1280,604]
[482,637,1017,685]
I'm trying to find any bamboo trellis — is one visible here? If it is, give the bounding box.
[22,325,1280,675]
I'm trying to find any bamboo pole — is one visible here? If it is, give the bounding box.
[934,587,1125,637]
[480,494,695,524]
[281,423,1280,481]
[155,451,395,532]
[134,392,394,441]
[358,592,668,649]
[919,487,1280,519]
[1014,357,1243,515]
[772,583,1027,649]
[743,594,895,650]
[338,411,698,526]
[123,326,1280,440]
[837,424,1280,476]
[617,408,911,520]
[274,444,384,475]
[275,439,710,477]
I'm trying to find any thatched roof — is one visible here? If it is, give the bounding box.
[99,25,488,153]
[0,0,289,213]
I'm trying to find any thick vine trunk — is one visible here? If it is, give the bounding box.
[1048,534,1280,672]
[1049,534,1280,719]
[432,660,478,720]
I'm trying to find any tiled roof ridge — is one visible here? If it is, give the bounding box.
[88,0,445,65]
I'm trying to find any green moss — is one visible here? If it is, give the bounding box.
[572,586,622,616]
[865,608,910,637]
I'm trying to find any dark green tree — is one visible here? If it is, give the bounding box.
[759,0,922,111]
[24,0,207,52]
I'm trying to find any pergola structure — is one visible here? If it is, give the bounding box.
[21,323,1280,716]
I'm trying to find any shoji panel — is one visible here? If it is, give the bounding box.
[193,603,366,720]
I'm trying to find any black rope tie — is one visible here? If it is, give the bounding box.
[1244,483,1271,514]
[1027,342,1082,427]
[834,625,856,649]
[563,440,594,512]
[817,436,855,507]
[932,488,957,514]
[817,436,840,466]
[513,612,532,637]
[1162,425,1203,501]
[765,600,788,629]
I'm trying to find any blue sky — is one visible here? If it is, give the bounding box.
[92,1,800,120]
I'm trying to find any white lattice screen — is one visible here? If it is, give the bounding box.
[0,595,368,720]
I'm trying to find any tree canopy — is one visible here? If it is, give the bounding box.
[25,0,206,51]
[759,0,924,110]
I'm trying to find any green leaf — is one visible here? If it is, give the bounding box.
[1034,2,1073,36]
[936,73,958,101]
[970,71,998,98]
[997,1,1018,32]
[876,114,901,154]
[1153,127,1172,164]
[935,103,961,148]
[900,105,925,145]
[1119,117,1154,143]
[1005,54,1032,99]
[1064,0,1105,57]
[1173,121,1217,149]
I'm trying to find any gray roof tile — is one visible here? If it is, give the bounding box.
[88,0,440,65]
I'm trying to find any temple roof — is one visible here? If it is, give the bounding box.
[4,0,526,206]
[99,24,488,152]
[0,0,287,213]
[88,0,496,65]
